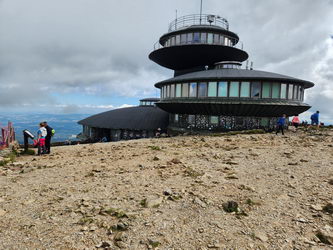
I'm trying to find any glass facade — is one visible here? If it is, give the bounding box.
[208,82,217,97]
[161,81,305,101]
[262,82,271,98]
[210,116,219,125]
[163,32,237,47]
[251,82,261,98]
[182,83,189,97]
[288,84,293,99]
[272,83,280,98]
[240,82,250,97]
[281,84,287,99]
[198,82,207,97]
[189,82,197,97]
[176,84,182,97]
[229,81,239,97]
[170,84,175,98]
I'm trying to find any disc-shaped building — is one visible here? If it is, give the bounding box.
[150,14,314,132]
[79,13,314,141]
[78,98,168,141]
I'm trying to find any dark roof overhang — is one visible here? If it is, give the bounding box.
[149,45,249,70]
[78,106,169,130]
[156,98,311,117]
[154,69,315,89]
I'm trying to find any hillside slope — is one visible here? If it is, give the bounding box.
[0,129,333,249]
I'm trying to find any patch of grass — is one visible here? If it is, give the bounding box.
[140,199,148,208]
[20,149,35,155]
[77,217,94,225]
[245,198,261,206]
[101,208,128,218]
[184,167,204,178]
[148,145,161,151]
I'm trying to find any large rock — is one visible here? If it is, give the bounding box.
[316,225,333,245]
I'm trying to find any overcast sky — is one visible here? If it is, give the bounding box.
[0,0,332,123]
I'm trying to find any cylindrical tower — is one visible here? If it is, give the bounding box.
[149,14,314,132]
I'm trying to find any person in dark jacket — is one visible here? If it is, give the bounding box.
[310,111,320,127]
[43,121,54,154]
[276,114,286,135]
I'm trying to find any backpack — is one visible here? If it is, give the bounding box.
[51,129,55,136]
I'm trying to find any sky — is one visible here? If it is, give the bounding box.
[0,0,333,123]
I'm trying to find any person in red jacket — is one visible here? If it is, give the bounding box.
[291,115,300,129]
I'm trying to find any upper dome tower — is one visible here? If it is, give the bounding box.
[149,14,249,76]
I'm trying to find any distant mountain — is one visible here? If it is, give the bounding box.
[0,113,90,144]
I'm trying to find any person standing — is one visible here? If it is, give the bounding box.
[291,115,300,129]
[310,111,320,128]
[37,122,47,155]
[43,121,54,154]
[276,114,286,135]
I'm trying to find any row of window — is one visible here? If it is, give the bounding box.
[161,81,304,101]
[140,101,155,106]
[172,114,277,128]
[164,32,236,47]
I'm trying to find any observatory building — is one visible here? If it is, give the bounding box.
[79,13,314,141]
[149,14,314,132]
[78,98,168,141]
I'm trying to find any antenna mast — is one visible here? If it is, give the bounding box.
[200,0,203,24]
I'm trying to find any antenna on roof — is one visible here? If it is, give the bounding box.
[200,0,203,24]
[250,61,254,70]
[246,60,249,70]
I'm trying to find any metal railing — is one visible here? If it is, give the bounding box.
[168,14,229,32]
[153,39,244,51]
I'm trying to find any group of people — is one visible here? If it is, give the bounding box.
[37,121,54,155]
[276,111,320,135]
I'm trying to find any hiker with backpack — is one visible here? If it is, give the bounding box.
[43,121,55,154]
[310,111,320,128]
[37,122,47,155]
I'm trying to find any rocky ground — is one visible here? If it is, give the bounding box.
[0,128,333,249]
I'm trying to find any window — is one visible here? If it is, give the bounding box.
[251,82,261,98]
[189,82,197,97]
[224,37,229,46]
[298,85,302,100]
[208,82,217,97]
[300,87,304,101]
[210,116,219,125]
[182,83,189,97]
[171,37,175,46]
[160,88,163,99]
[170,84,175,98]
[187,33,193,44]
[176,35,181,45]
[198,82,207,97]
[200,33,207,43]
[280,84,287,99]
[220,35,224,45]
[207,33,213,44]
[240,82,250,97]
[188,115,195,124]
[193,33,200,43]
[165,40,169,47]
[180,34,187,45]
[166,85,170,98]
[288,84,293,99]
[272,83,280,98]
[229,81,239,97]
[174,114,179,122]
[218,81,228,97]
[293,85,298,99]
[262,82,271,98]
[140,101,143,106]
[214,34,219,44]
[176,84,182,97]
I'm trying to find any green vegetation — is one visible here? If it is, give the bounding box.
[148,145,161,151]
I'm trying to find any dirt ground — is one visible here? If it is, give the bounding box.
[0,128,333,249]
